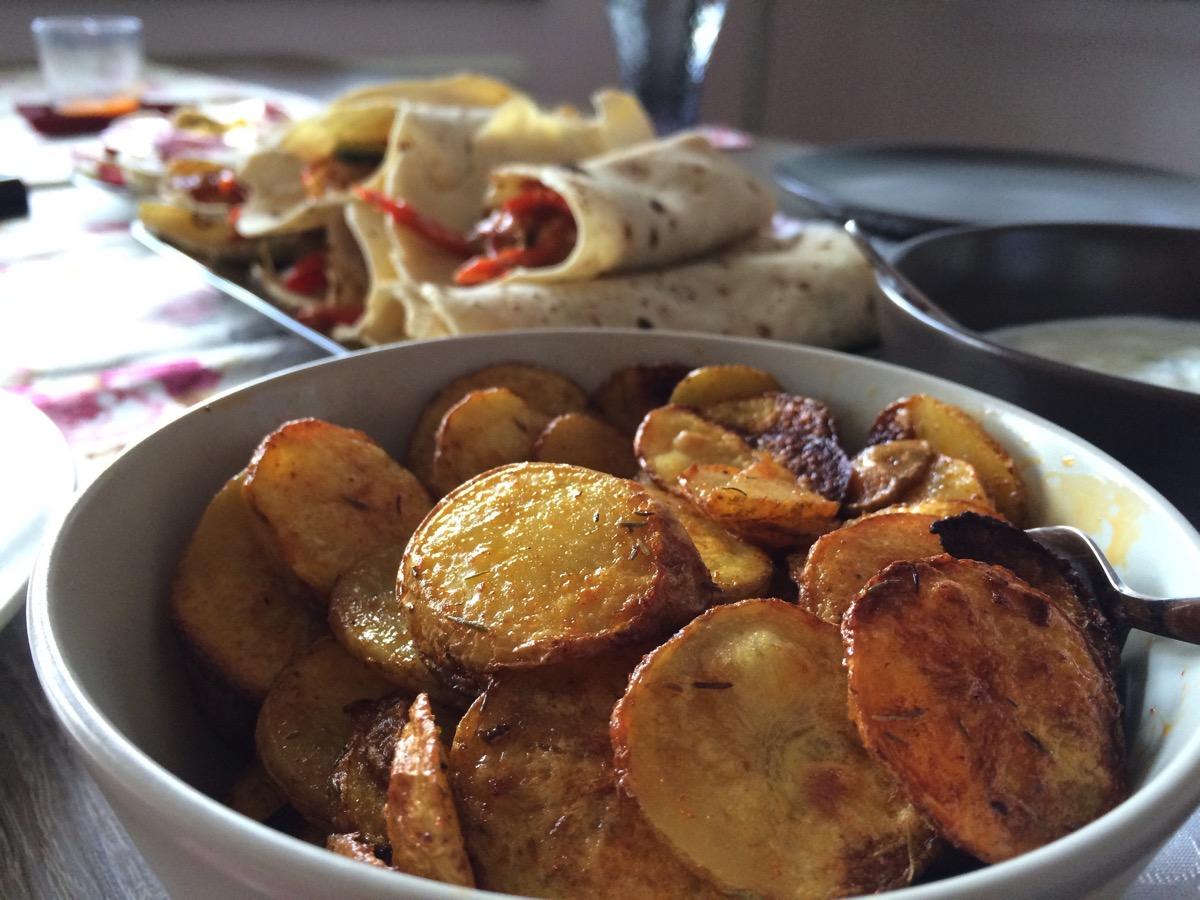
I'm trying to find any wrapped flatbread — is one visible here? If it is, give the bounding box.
[231,77,655,336]
[347,132,884,350]
[466,131,776,285]
[237,73,526,237]
[358,223,881,349]
[382,89,655,232]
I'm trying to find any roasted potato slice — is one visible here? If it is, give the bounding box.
[701,391,850,499]
[225,757,289,824]
[844,555,1126,862]
[330,696,411,845]
[429,387,552,497]
[401,462,711,690]
[843,439,936,515]
[406,362,589,486]
[386,693,474,887]
[255,636,397,829]
[894,452,995,511]
[869,394,1028,526]
[532,410,638,478]
[932,511,1120,675]
[170,472,325,746]
[704,391,839,441]
[635,404,762,493]
[793,511,948,624]
[328,545,463,706]
[326,833,388,868]
[646,485,775,603]
[590,362,690,436]
[677,457,840,548]
[245,418,433,597]
[451,654,724,898]
[667,363,782,408]
[873,497,1007,521]
[611,599,938,897]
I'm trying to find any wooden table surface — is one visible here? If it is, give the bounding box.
[1,614,167,898]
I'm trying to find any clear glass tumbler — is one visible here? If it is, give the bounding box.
[603,0,729,135]
[31,15,144,117]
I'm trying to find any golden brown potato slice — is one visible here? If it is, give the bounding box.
[225,757,289,824]
[401,462,711,690]
[677,458,841,549]
[869,394,1028,526]
[590,362,690,436]
[702,391,850,497]
[255,636,397,829]
[406,362,589,486]
[873,498,1007,521]
[634,404,762,494]
[896,452,995,511]
[931,511,1121,676]
[843,439,936,515]
[793,511,946,624]
[532,411,638,478]
[429,387,552,497]
[451,654,725,898]
[844,555,1125,862]
[326,833,388,868]
[245,418,433,597]
[170,472,325,746]
[611,599,938,897]
[703,391,839,441]
[329,696,408,845]
[386,693,474,887]
[645,485,775,604]
[667,363,782,408]
[328,545,463,706]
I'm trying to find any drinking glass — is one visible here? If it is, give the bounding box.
[31,15,144,117]
[603,0,729,135]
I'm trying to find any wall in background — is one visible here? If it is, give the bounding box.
[5,0,1200,172]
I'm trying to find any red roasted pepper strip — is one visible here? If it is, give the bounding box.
[280,249,329,297]
[453,184,576,285]
[501,184,572,218]
[295,303,363,334]
[453,244,564,286]
[353,186,474,256]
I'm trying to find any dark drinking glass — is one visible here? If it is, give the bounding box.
[603,0,729,134]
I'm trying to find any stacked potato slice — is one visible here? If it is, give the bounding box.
[169,361,1126,898]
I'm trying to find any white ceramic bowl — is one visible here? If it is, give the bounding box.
[28,329,1200,899]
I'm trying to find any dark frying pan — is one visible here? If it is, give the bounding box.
[870,222,1200,524]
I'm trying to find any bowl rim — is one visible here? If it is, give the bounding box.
[881,220,1200,406]
[26,328,1200,898]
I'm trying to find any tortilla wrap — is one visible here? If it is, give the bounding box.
[256,206,369,316]
[343,89,655,338]
[355,223,881,349]
[477,131,777,285]
[236,74,526,237]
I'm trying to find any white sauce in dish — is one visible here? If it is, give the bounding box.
[987,315,1200,394]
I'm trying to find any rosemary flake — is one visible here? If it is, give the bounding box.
[447,614,490,633]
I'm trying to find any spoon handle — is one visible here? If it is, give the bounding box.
[1111,594,1200,645]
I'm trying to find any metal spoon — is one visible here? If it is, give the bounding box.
[1027,524,1200,645]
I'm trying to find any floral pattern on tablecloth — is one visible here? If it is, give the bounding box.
[1,183,325,484]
